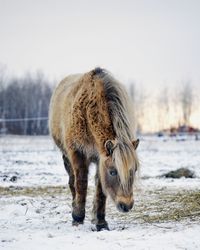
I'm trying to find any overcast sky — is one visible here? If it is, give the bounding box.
[0,0,200,88]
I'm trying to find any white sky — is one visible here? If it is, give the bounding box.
[0,0,200,89]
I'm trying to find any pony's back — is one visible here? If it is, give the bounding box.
[49,73,83,150]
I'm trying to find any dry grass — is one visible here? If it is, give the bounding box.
[1,186,200,224]
[0,185,68,197]
[134,189,200,223]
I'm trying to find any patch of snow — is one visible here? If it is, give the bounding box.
[0,135,200,249]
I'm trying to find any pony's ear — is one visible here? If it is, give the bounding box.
[105,140,115,156]
[132,139,139,150]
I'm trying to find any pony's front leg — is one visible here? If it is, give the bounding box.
[92,173,109,231]
[71,150,88,225]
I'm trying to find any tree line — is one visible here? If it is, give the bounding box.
[0,71,53,135]
[0,68,199,135]
[129,80,199,133]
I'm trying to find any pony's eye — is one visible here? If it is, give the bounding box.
[109,168,118,176]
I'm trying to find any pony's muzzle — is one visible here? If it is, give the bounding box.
[117,201,133,213]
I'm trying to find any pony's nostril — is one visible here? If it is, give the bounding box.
[118,202,129,212]
[117,201,134,212]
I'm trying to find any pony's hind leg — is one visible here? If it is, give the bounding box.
[70,149,88,225]
[92,170,109,231]
[63,154,75,200]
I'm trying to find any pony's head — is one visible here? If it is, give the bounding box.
[99,138,139,213]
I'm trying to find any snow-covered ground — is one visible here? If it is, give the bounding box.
[0,135,200,250]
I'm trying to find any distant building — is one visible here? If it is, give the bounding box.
[158,125,200,138]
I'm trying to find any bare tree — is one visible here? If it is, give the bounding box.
[157,86,169,131]
[134,85,148,133]
[0,66,7,133]
[179,81,193,126]
[129,82,135,103]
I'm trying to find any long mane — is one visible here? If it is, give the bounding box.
[94,68,139,191]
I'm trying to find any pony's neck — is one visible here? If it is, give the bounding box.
[85,73,115,153]
[88,100,115,153]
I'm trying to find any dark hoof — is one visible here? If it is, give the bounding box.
[96,223,109,231]
[72,212,85,225]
